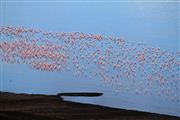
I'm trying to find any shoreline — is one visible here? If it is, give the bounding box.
[0,92,179,120]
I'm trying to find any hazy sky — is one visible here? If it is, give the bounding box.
[1,1,179,52]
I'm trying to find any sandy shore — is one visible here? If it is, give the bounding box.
[0,92,179,120]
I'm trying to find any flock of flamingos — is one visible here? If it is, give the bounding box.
[0,26,179,102]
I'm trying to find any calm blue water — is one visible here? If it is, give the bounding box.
[0,1,179,117]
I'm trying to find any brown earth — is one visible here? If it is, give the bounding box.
[0,92,179,120]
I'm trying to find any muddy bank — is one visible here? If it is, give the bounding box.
[0,92,179,120]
